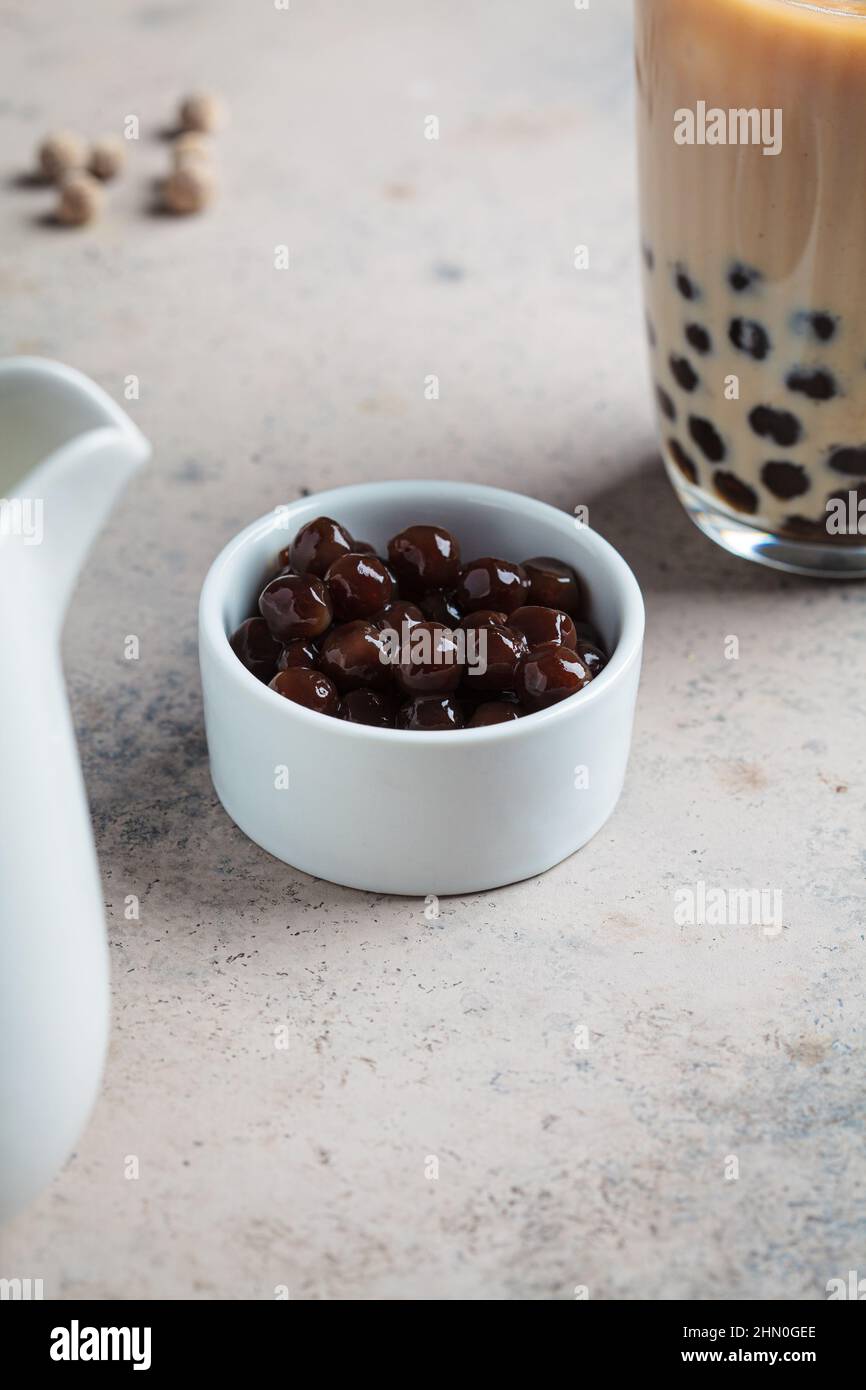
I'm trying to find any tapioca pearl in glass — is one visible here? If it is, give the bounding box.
[277,638,318,671]
[325,553,393,622]
[687,416,725,463]
[508,605,578,651]
[516,646,592,713]
[674,265,699,301]
[656,385,676,421]
[396,695,464,731]
[259,572,333,641]
[761,461,811,500]
[713,471,759,515]
[386,524,461,595]
[289,516,355,578]
[728,263,763,294]
[828,446,866,476]
[729,318,771,360]
[521,556,581,616]
[685,323,712,355]
[669,355,700,392]
[229,616,283,682]
[394,620,463,696]
[749,405,802,448]
[317,621,392,694]
[791,310,838,343]
[668,437,698,484]
[339,689,399,728]
[268,666,340,716]
[461,621,524,692]
[786,368,838,401]
[468,701,522,728]
[418,589,463,625]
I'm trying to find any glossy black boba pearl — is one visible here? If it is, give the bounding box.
[786,368,837,401]
[349,540,377,555]
[460,620,524,691]
[670,354,699,392]
[418,589,463,625]
[394,620,463,695]
[761,461,810,499]
[468,701,521,728]
[685,323,712,354]
[657,385,676,421]
[290,516,355,577]
[669,437,698,483]
[729,317,771,360]
[396,695,464,731]
[713,471,758,514]
[688,415,726,462]
[508,605,578,651]
[269,666,339,715]
[229,616,283,682]
[828,446,866,476]
[521,556,582,615]
[339,689,398,727]
[749,405,802,447]
[516,646,592,712]
[317,620,391,693]
[675,266,698,300]
[373,600,425,635]
[277,638,318,671]
[728,262,762,293]
[455,607,508,631]
[455,557,529,616]
[387,524,461,594]
[573,639,607,677]
[792,310,837,342]
[259,572,333,641]
[325,553,393,621]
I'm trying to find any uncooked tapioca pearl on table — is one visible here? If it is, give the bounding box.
[88,136,125,181]
[162,164,215,214]
[56,173,102,226]
[38,130,86,181]
[178,91,227,133]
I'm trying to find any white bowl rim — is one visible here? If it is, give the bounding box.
[199,480,645,747]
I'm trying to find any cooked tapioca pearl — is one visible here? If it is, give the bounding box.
[675,265,698,300]
[455,607,508,631]
[229,616,283,682]
[325,553,393,621]
[394,620,462,695]
[339,689,398,727]
[749,405,802,447]
[729,317,771,360]
[516,646,592,712]
[455,557,529,616]
[669,354,699,391]
[761,461,811,500]
[269,667,339,715]
[668,438,697,483]
[828,445,866,476]
[572,619,604,647]
[396,695,464,731]
[685,323,712,355]
[277,638,318,671]
[573,639,606,676]
[786,367,838,401]
[656,385,676,421]
[468,701,521,727]
[728,262,762,293]
[792,310,838,343]
[509,605,578,650]
[522,556,581,615]
[387,524,461,594]
[419,589,463,624]
[373,600,425,633]
[349,540,377,555]
[317,621,391,693]
[687,415,725,463]
[259,573,333,641]
[290,516,355,578]
[461,621,524,691]
[713,471,758,515]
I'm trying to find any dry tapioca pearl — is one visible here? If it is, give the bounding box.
[749,405,802,448]
[516,646,592,712]
[713,471,758,515]
[325,552,393,621]
[828,446,866,476]
[792,310,837,343]
[419,589,463,624]
[394,620,462,695]
[277,638,318,671]
[522,556,581,616]
[786,367,838,401]
[668,438,697,483]
[339,689,398,727]
[656,385,676,421]
[269,666,339,715]
[387,523,461,594]
[259,572,333,641]
[229,616,283,682]
[396,695,464,731]
[508,605,578,651]
[761,461,810,500]
[685,323,712,354]
[290,516,355,577]
[675,265,698,300]
[728,263,762,293]
[455,557,529,616]
[468,701,521,728]
[669,354,699,392]
[317,621,391,693]
[729,317,771,360]
[687,415,725,462]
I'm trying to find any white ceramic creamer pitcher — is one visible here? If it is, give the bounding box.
[0,358,149,1222]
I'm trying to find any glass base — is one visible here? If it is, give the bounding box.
[666,463,866,579]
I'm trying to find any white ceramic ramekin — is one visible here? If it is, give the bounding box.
[199,481,644,895]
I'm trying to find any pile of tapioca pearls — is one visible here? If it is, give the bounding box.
[25,92,226,226]
[645,249,866,526]
[229,517,609,730]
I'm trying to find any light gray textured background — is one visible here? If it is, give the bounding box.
[1,0,864,1300]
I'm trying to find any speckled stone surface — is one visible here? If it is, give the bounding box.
[1,0,864,1301]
